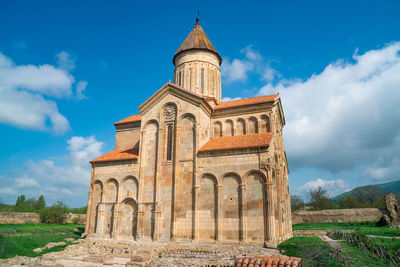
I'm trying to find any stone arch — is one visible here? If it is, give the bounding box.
[222,172,242,241]
[213,121,222,137]
[119,198,138,239]
[236,118,246,135]
[260,115,271,132]
[224,119,234,136]
[91,180,103,234]
[143,119,159,130]
[244,171,266,241]
[198,173,218,241]
[121,176,139,201]
[248,117,258,134]
[104,178,119,203]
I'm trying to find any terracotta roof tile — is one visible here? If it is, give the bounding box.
[214,94,279,111]
[198,133,273,152]
[114,114,141,126]
[234,256,302,267]
[90,148,139,163]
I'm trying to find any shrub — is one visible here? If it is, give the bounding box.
[40,201,68,224]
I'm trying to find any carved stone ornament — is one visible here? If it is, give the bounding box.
[163,104,177,120]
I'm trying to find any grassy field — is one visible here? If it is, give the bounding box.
[293,221,400,237]
[278,236,338,266]
[0,223,84,259]
[338,241,388,266]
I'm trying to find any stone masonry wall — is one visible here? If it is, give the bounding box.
[0,212,86,224]
[292,208,386,224]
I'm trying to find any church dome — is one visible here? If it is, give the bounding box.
[173,17,222,66]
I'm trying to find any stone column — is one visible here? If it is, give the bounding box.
[153,202,162,241]
[171,125,179,241]
[193,185,200,241]
[112,204,121,239]
[136,205,145,240]
[95,203,106,237]
[84,166,95,235]
[153,127,163,241]
[217,185,223,242]
[265,180,276,243]
[240,184,247,242]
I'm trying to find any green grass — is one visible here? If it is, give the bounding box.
[293,222,400,237]
[0,223,84,259]
[278,236,340,266]
[370,237,400,251]
[0,223,84,232]
[339,241,389,266]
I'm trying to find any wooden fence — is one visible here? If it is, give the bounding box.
[328,230,399,267]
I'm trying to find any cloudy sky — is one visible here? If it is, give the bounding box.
[0,0,399,207]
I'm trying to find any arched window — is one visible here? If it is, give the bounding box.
[201,68,204,93]
[261,115,271,132]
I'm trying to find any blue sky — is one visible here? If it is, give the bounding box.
[0,0,399,207]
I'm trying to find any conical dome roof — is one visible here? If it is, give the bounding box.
[173,18,222,65]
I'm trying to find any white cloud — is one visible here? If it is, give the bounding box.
[299,178,348,198]
[56,51,76,71]
[0,52,86,134]
[76,80,88,100]
[241,45,262,61]
[221,96,242,102]
[15,177,39,188]
[259,42,400,182]
[222,45,278,83]
[221,58,254,82]
[0,136,104,206]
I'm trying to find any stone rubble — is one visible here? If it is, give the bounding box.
[0,238,283,267]
[33,242,67,253]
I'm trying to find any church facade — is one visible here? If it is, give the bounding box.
[85,18,292,246]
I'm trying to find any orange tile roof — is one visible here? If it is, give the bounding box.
[198,133,273,152]
[235,256,302,267]
[214,94,279,110]
[90,148,139,163]
[114,114,141,126]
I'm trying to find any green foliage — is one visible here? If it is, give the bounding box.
[278,236,336,266]
[13,195,47,212]
[293,221,400,236]
[290,195,305,211]
[68,205,87,214]
[39,201,68,224]
[308,186,336,210]
[36,195,46,210]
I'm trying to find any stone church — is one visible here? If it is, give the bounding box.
[84,18,292,246]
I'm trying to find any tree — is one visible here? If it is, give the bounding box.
[36,195,46,210]
[291,195,305,211]
[14,195,27,211]
[308,186,335,211]
[40,201,69,224]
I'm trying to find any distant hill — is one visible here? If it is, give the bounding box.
[332,180,400,201]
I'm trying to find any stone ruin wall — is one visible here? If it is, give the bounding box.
[292,208,386,224]
[0,212,86,224]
